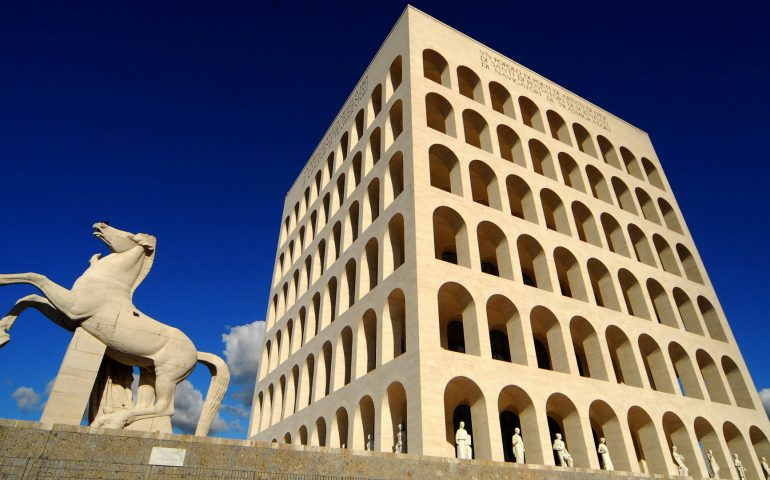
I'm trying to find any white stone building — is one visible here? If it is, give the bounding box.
[249,7,770,478]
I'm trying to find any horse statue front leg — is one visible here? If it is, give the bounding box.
[0,273,80,347]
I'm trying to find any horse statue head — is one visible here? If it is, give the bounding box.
[92,222,157,297]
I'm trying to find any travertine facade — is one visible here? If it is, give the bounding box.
[249,7,770,478]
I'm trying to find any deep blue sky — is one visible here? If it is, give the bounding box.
[0,0,768,436]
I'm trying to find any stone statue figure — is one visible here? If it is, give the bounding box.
[455,421,473,460]
[597,437,613,471]
[734,454,747,480]
[394,423,406,453]
[0,223,230,436]
[761,456,770,479]
[365,434,373,451]
[706,449,720,479]
[552,433,573,467]
[511,427,525,464]
[672,446,688,476]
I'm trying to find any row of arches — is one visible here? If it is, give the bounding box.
[442,377,769,476]
[264,213,406,372]
[435,284,748,407]
[261,381,409,454]
[432,205,723,341]
[278,53,404,249]
[422,48,667,191]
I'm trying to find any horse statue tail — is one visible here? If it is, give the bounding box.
[194,351,231,437]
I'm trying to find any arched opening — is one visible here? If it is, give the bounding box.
[368,127,382,166]
[620,147,644,180]
[332,408,349,448]
[321,342,332,397]
[573,123,597,157]
[587,258,620,310]
[722,356,754,408]
[628,224,657,267]
[381,382,407,453]
[353,395,376,451]
[363,238,378,293]
[387,100,403,146]
[433,207,469,267]
[386,151,404,203]
[612,177,638,214]
[695,349,730,405]
[506,175,537,223]
[677,244,704,284]
[423,49,449,87]
[673,288,704,335]
[444,377,490,459]
[546,393,589,467]
[344,201,360,249]
[356,309,377,378]
[314,417,327,447]
[438,282,479,355]
[497,124,525,167]
[668,342,704,399]
[477,221,513,279]
[694,417,730,480]
[334,327,353,389]
[517,235,552,291]
[627,406,667,474]
[519,96,544,133]
[642,158,665,190]
[331,222,342,261]
[529,139,557,181]
[662,412,704,478]
[597,136,621,169]
[429,144,462,194]
[547,110,572,145]
[486,295,526,365]
[425,93,455,136]
[646,279,678,328]
[469,160,501,209]
[369,84,383,122]
[605,325,643,387]
[540,189,571,235]
[462,109,492,153]
[570,316,609,380]
[724,422,760,478]
[489,82,514,118]
[589,400,632,472]
[335,176,346,211]
[697,297,727,342]
[618,269,651,319]
[638,334,675,393]
[750,426,770,473]
[653,234,681,276]
[387,55,402,98]
[383,289,406,360]
[658,198,683,234]
[498,386,540,463]
[572,202,602,247]
[558,153,585,192]
[601,214,630,257]
[457,66,484,103]
[554,247,588,301]
[530,306,570,373]
[339,259,357,313]
[385,213,405,275]
[298,425,308,446]
[636,188,661,225]
[364,178,380,227]
[302,354,315,407]
[351,152,363,189]
[586,165,613,204]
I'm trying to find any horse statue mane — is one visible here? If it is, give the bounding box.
[129,233,157,299]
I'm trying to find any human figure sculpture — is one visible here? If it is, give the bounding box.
[597,437,613,471]
[552,433,573,468]
[0,223,230,436]
[761,456,770,479]
[365,434,373,451]
[511,427,525,464]
[734,454,747,480]
[706,449,720,479]
[672,446,688,476]
[455,421,473,460]
[394,423,406,453]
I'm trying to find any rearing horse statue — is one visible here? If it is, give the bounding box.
[0,222,229,436]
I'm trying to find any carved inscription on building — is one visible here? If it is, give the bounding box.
[300,76,369,189]
[480,50,609,132]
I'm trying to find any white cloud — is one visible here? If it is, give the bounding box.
[220,403,250,418]
[12,386,41,411]
[44,379,55,396]
[761,388,770,419]
[172,380,241,435]
[222,321,265,383]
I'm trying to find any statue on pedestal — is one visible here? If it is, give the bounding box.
[552,433,573,468]
[706,449,720,479]
[597,437,613,471]
[672,446,688,476]
[365,434,373,451]
[733,454,747,480]
[511,427,525,464]
[0,223,230,436]
[394,423,406,453]
[455,421,473,460]
[761,456,770,479]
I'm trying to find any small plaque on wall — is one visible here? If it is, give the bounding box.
[149,447,186,467]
